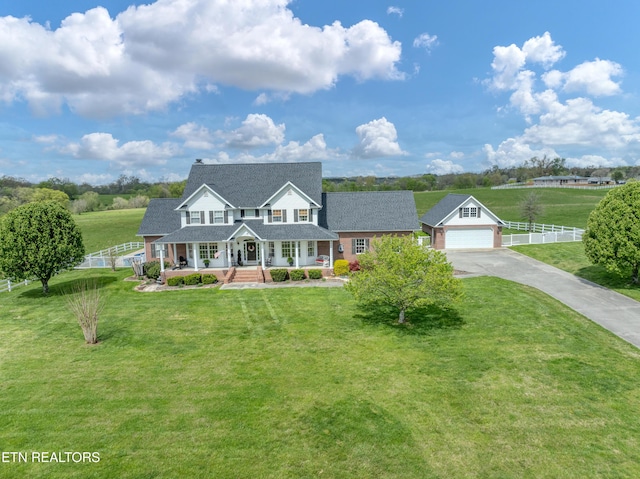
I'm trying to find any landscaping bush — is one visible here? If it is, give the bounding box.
[290,269,306,281]
[308,269,323,280]
[166,276,184,286]
[349,259,360,272]
[334,259,349,276]
[202,274,218,285]
[183,273,202,285]
[270,269,289,282]
[144,261,165,280]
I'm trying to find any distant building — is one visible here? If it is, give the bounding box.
[532,175,589,186]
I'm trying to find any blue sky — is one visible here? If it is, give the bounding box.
[1,0,640,184]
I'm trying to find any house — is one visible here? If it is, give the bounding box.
[419,194,504,249]
[532,175,589,186]
[137,160,418,278]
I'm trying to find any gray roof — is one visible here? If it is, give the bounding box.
[533,175,588,181]
[137,198,182,235]
[321,191,419,232]
[154,220,338,243]
[182,161,323,207]
[419,194,471,227]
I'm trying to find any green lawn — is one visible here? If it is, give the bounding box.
[415,188,609,228]
[73,209,146,252]
[1,270,639,478]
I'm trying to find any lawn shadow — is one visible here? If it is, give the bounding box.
[355,301,465,336]
[576,265,640,292]
[19,275,118,298]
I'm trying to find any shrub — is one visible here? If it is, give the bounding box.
[184,273,202,285]
[308,269,323,280]
[334,259,349,276]
[290,269,306,281]
[167,276,184,286]
[270,269,289,282]
[66,280,103,344]
[349,259,360,272]
[202,274,218,285]
[144,261,162,280]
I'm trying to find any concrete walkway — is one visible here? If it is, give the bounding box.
[446,248,640,349]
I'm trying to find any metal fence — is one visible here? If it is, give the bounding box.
[502,221,583,246]
[75,242,146,269]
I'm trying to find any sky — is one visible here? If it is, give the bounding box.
[1,0,640,184]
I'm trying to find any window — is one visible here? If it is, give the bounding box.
[211,210,225,224]
[460,207,479,218]
[296,209,308,222]
[199,243,218,259]
[190,211,204,224]
[281,241,300,258]
[268,241,275,257]
[352,238,370,254]
[151,243,169,259]
[307,241,315,257]
[271,209,285,222]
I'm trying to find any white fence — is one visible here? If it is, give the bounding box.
[502,221,583,246]
[75,242,146,269]
[0,278,31,293]
[492,183,618,190]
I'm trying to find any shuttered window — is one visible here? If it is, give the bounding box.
[352,238,370,254]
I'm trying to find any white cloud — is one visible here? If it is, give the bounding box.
[386,6,404,17]
[62,132,178,166]
[521,32,565,68]
[483,139,559,168]
[426,159,464,175]
[171,122,215,150]
[413,33,438,52]
[0,0,403,117]
[352,117,407,159]
[560,59,623,96]
[223,114,285,148]
[565,154,624,168]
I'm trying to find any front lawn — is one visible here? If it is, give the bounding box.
[1,270,639,478]
[512,242,640,302]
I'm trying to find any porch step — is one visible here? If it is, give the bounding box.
[232,269,260,283]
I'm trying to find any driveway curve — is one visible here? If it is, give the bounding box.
[446,248,640,349]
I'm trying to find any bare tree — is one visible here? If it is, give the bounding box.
[66,281,104,344]
[519,192,544,231]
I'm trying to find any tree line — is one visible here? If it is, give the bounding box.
[1,157,637,216]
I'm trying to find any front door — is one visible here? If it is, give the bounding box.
[246,242,257,262]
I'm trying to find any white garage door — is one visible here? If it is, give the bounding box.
[445,228,494,249]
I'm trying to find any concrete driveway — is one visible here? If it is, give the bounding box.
[445,248,640,349]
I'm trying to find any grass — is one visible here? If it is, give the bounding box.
[414,187,609,228]
[1,269,640,478]
[512,242,640,302]
[73,209,146,252]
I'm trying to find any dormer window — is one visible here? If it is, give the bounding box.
[189,211,204,224]
[272,209,284,222]
[295,209,308,222]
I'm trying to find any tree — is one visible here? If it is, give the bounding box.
[31,188,70,208]
[583,181,640,284]
[0,201,85,294]
[519,192,544,231]
[345,235,463,323]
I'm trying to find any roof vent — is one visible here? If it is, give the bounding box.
[195,158,203,164]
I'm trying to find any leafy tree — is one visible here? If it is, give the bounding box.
[583,181,640,284]
[519,192,544,231]
[31,188,70,208]
[345,235,463,323]
[611,170,625,183]
[0,201,85,294]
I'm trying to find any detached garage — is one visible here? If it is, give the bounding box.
[420,194,504,250]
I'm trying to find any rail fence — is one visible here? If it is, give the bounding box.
[502,221,584,246]
[75,242,145,269]
[492,183,618,190]
[0,278,31,293]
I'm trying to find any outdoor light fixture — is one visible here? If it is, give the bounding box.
[337,244,344,253]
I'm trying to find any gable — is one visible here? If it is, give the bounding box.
[420,194,503,227]
[264,182,318,210]
[177,184,230,210]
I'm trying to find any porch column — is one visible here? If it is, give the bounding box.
[227,242,232,267]
[159,248,165,273]
[261,241,266,269]
[193,243,199,272]
[295,241,299,269]
[329,240,334,266]
[173,243,177,266]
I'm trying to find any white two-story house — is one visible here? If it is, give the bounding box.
[138,160,418,276]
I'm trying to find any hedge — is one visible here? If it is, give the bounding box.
[167,276,184,286]
[290,269,306,281]
[334,259,349,276]
[307,269,323,280]
[202,274,218,284]
[184,273,202,285]
[270,269,289,282]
